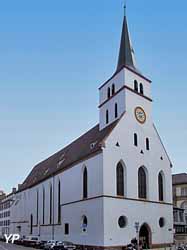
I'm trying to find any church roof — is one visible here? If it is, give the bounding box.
[173,173,187,185]
[116,13,140,74]
[20,120,119,191]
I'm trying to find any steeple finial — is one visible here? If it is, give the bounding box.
[124,0,126,16]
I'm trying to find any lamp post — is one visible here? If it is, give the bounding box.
[135,222,140,250]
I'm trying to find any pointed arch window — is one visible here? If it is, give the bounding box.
[134,133,138,146]
[58,180,61,224]
[36,190,39,225]
[146,138,150,150]
[106,110,109,124]
[116,162,124,196]
[140,83,144,95]
[112,84,115,95]
[83,167,88,199]
[134,80,138,92]
[107,87,111,99]
[138,167,147,199]
[49,184,52,225]
[42,187,45,225]
[158,172,164,201]
[30,214,33,235]
[115,103,118,118]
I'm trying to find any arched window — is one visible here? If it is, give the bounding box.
[106,110,109,124]
[115,103,118,118]
[42,187,45,225]
[107,87,111,99]
[134,133,138,146]
[134,80,138,92]
[49,184,52,224]
[146,138,150,150]
[58,180,61,224]
[112,84,115,95]
[36,190,39,225]
[83,167,88,199]
[158,172,164,201]
[138,167,147,199]
[116,162,124,196]
[30,214,33,235]
[82,215,88,232]
[140,83,144,95]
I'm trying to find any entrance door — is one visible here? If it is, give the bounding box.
[139,224,151,249]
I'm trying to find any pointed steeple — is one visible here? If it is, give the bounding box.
[116,7,139,74]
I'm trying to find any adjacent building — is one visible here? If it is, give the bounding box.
[0,190,15,237]
[173,173,187,242]
[10,8,173,250]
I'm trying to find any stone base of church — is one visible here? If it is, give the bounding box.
[76,243,172,250]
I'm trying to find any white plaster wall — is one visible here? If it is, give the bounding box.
[103,198,173,246]
[124,68,151,98]
[99,69,125,104]
[99,90,126,130]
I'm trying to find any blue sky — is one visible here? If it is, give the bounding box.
[0,0,187,193]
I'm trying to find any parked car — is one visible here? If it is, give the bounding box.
[35,240,47,249]
[23,236,40,247]
[53,241,76,250]
[14,236,26,245]
[44,240,59,250]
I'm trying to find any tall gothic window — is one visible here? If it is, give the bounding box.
[42,187,45,225]
[134,80,138,92]
[158,172,164,201]
[146,138,150,150]
[115,103,118,118]
[107,87,111,99]
[106,110,109,124]
[36,190,39,225]
[83,167,88,199]
[134,133,138,146]
[116,162,124,196]
[58,180,61,224]
[138,167,147,199]
[140,83,144,95]
[112,84,115,95]
[49,184,52,225]
[30,214,33,235]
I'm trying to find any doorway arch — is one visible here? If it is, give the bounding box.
[139,223,152,249]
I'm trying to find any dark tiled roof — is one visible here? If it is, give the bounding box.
[172,173,187,185]
[20,121,119,191]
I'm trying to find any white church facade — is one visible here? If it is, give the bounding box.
[10,9,173,250]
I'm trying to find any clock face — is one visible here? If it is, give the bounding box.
[135,107,146,124]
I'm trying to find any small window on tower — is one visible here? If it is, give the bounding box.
[112,84,115,95]
[106,110,109,124]
[107,87,111,99]
[134,80,138,92]
[134,133,138,146]
[146,138,150,150]
[140,83,144,95]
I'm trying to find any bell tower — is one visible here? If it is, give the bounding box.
[99,8,152,130]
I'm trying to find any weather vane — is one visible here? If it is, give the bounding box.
[124,0,127,16]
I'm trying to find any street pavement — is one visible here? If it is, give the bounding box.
[0,242,35,250]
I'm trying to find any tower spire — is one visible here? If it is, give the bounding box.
[116,4,139,74]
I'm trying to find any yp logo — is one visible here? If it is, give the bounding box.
[4,234,20,244]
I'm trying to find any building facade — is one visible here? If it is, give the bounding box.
[173,173,187,243]
[0,191,15,238]
[10,9,173,250]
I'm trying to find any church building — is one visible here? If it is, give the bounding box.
[10,8,173,250]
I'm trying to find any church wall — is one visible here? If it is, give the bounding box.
[10,152,104,243]
[103,197,173,246]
